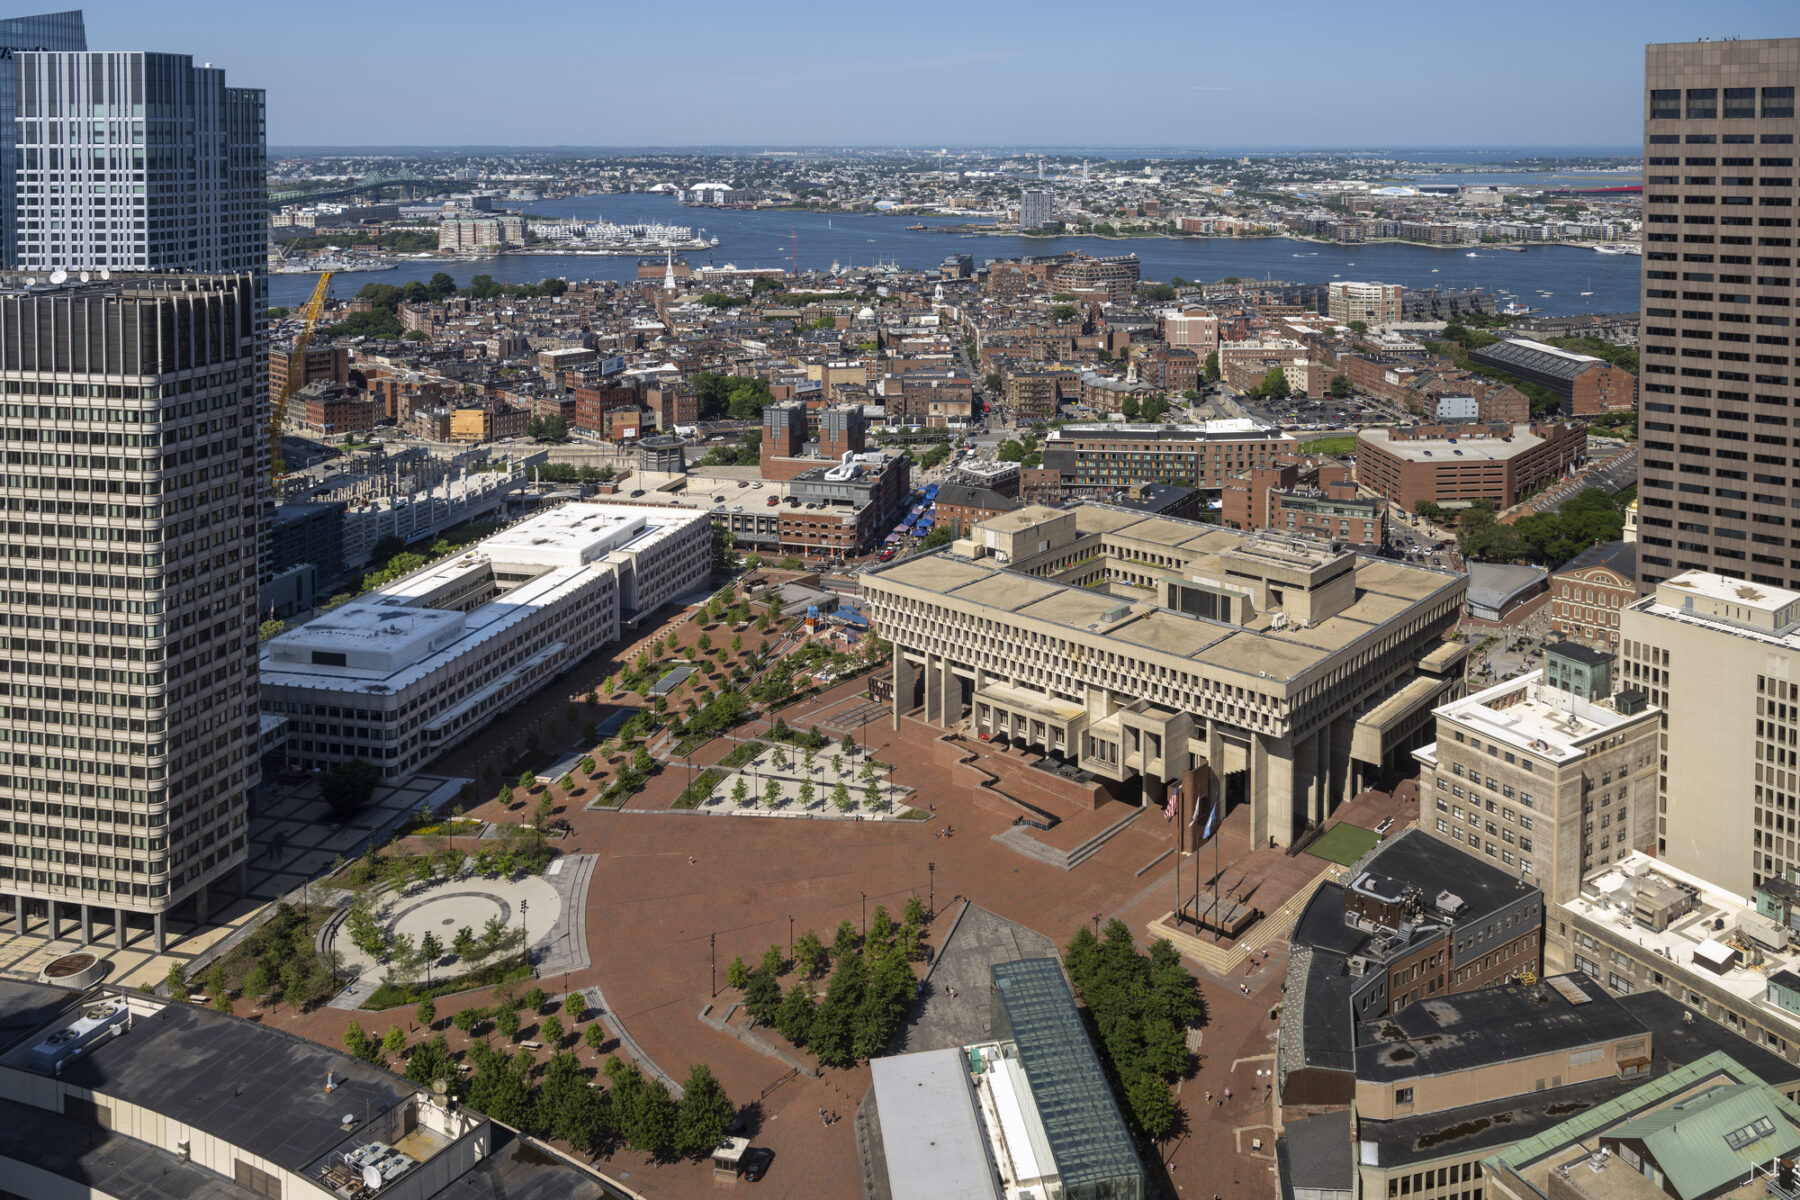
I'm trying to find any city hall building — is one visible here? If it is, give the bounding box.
[261,503,709,783]
[862,504,1468,847]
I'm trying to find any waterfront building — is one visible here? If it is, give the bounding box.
[1018,188,1054,230]
[862,505,1467,846]
[1619,571,1800,896]
[0,10,86,269]
[260,504,710,785]
[1638,38,1800,590]
[1325,280,1403,326]
[0,273,259,952]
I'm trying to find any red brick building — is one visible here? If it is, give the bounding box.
[1548,540,1642,648]
[1354,421,1588,512]
[573,383,640,437]
[1221,458,1385,547]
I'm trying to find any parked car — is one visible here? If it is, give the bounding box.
[743,1148,774,1182]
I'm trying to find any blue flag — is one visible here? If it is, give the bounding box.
[1201,801,1219,841]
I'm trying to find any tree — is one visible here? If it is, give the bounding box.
[1256,367,1291,400]
[1329,374,1352,397]
[495,1006,522,1041]
[794,929,828,980]
[868,905,894,945]
[731,777,749,807]
[565,992,586,1021]
[382,1026,408,1061]
[744,969,782,1023]
[763,778,782,808]
[584,1023,607,1053]
[727,955,751,991]
[165,962,189,1002]
[674,1063,736,1158]
[775,981,816,1045]
[1347,320,1369,335]
[904,893,927,928]
[840,732,858,757]
[453,1007,482,1037]
[541,1014,564,1047]
[535,792,555,832]
[320,759,382,823]
[344,1021,370,1059]
[833,919,860,961]
[1139,283,1176,303]
[797,780,815,807]
[258,617,286,641]
[832,781,853,811]
[1202,350,1220,382]
[865,780,883,809]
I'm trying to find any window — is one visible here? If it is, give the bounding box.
[1724,1116,1777,1150]
[1395,1087,1414,1105]
[1689,88,1719,120]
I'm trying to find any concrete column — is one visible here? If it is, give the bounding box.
[79,904,91,946]
[1296,732,1321,829]
[11,894,22,938]
[1255,733,1297,849]
[114,907,127,951]
[44,899,56,941]
[153,913,165,954]
[1313,726,1332,826]
[892,645,915,731]
[238,861,249,897]
[923,654,943,725]
[1331,713,1357,807]
[938,660,961,727]
[196,886,210,927]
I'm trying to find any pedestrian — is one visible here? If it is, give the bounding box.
[1205,1090,1213,1105]
[1224,1086,1232,1103]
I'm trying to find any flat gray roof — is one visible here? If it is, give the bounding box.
[870,1048,1001,1200]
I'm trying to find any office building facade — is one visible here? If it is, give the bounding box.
[1619,570,1800,897]
[0,10,85,268]
[0,273,259,952]
[1638,39,1800,589]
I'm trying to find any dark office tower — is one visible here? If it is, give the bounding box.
[1638,39,1800,589]
[0,10,85,269]
[0,273,260,953]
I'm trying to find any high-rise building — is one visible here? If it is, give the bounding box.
[1018,188,1053,230]
[1325,280,1402,326]
[11,50,265,277]
[12,47,270,574]
[1619,569,1800,898]
[0,273,260,952]
[1637,38,1800,590]
[0,10,85,269]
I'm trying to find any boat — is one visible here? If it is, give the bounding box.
[1431,268,1439,273]
[1500,303,1535,317]
[1466,252,1479,258]
[1594,242,1639,255]
[907,223,926,231]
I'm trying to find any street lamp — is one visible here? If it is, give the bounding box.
[928,862,935,919]
[519,899,530,972]
[710,932,717,998]
[789,915,794,963]
[861,892,867,938]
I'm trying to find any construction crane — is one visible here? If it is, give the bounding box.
[269,270,334,484]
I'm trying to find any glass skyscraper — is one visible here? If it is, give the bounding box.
[0,10,86,269]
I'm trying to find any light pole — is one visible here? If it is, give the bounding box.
[788,915,794,963]
[1092,911,1101,936]
[928,862,935,919]
[710,932,717,998]
[861,892,867,939]
[519,899,530,972]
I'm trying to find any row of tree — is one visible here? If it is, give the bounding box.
[1063,921,1205,1140]
[733,897,929,1068]
[1442,488,1627,566]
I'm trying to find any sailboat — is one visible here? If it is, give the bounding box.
[1579,276,1594,296]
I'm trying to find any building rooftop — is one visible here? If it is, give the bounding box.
[1471,338,1608,382]
[990,959,1141,1193]
[1356,973,1641,1084]
[1047,419,1291,444]
[1633,572,1800,644]
[869,1048,1001,1200]
[1424,670,1658,766]
[1357,425,1547,464]
[868,506,1462,686]
[1564,855,1800,1037]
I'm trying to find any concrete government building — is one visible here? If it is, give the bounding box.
[261,503,710,784]
[862,504,1468,846]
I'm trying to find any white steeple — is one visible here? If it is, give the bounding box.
[663,248,676,293]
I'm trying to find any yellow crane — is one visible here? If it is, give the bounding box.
[269,270,334,483]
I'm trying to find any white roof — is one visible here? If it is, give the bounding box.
[870,1049,1002,1200]
[1501,336,1603,364]
[1431,669,1656,764]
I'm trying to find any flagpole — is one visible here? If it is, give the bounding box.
[1214,805,1222,944]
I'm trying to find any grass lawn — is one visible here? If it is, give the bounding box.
[1306,821,1380,866]
[1300,435,1358,456]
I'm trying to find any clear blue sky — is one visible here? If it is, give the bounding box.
[68,0,1797,149]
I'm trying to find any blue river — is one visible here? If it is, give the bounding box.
[269,192,1640,317]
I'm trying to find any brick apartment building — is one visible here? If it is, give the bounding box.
[1341,353,1530,424]
[573,383,640,437]
[933,482,1021,537]
[1355,421,1588,512]
[296,381,380,436]
[1220,458,1385,547]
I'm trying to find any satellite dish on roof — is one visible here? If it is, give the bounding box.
[78,271,89,283]
[24,278,35,285]
[99,268,110,280]
[49,269,66,285]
